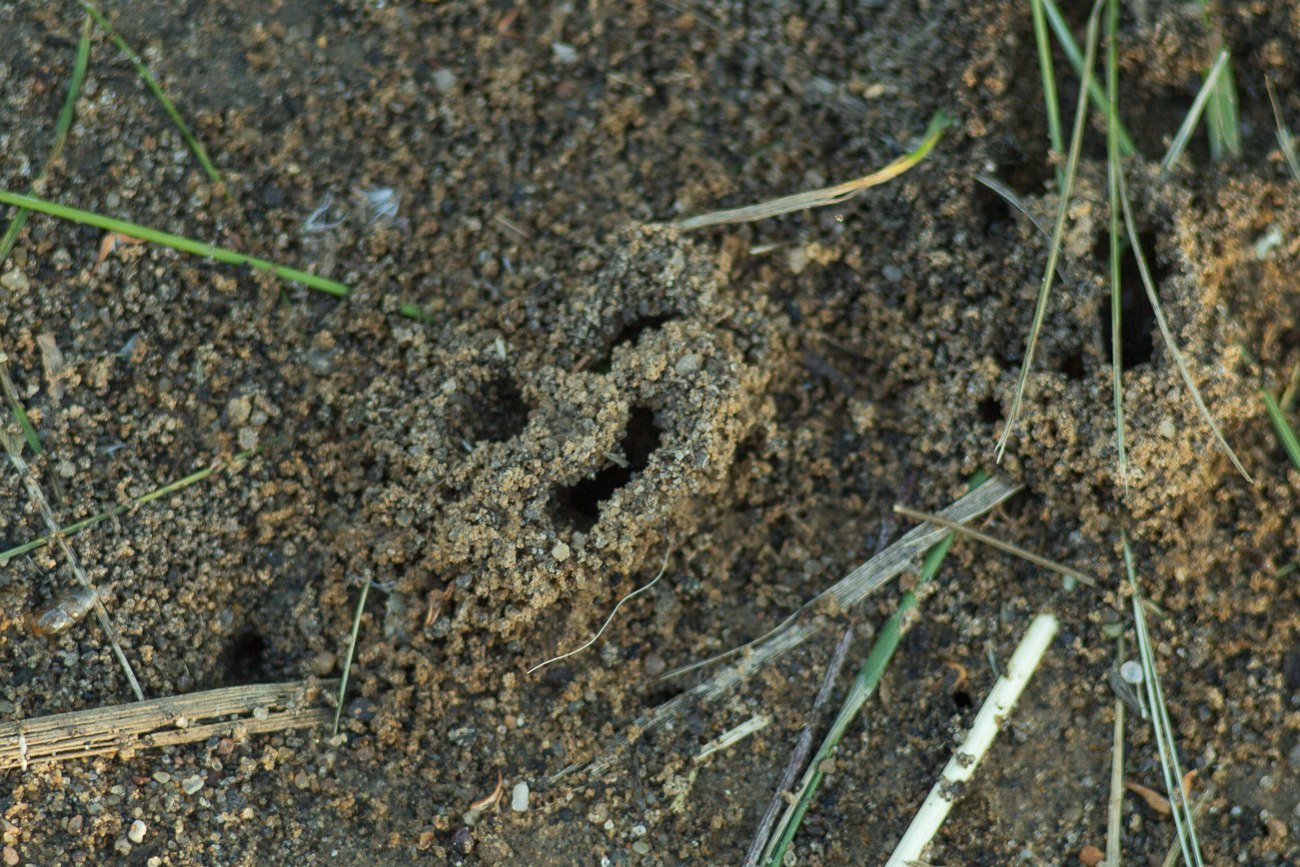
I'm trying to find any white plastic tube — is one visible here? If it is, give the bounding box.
[884,612,1059,867]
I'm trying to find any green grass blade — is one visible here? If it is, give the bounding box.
[1116,167,1252,483]
[1261,390,1300,470]
[0,189,350,296]
[1105,0,1127,491]
[997,0,1104,463]
[78,0,224,186]
[0,13,93,269]
[1123,536,1205,867]
[761,471,989,867]
[0,13,94,456]
[0,363,42,457]
[1265,77,1300,184]
[1197,3,1241,160]
[1160,50,1231,174]
[1039,0,1135,156]
[1030,0,1065,190]
[0,443,268,564]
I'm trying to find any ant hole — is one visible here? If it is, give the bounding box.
[553,406,662,532]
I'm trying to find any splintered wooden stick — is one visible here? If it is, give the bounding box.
[0,680,334,770]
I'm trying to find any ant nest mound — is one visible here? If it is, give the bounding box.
[372,225,780,641]
[1002,168,1261,541]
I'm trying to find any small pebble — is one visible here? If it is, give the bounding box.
[1119,660,1144,685]
[631,840,650,856]
[451,827,474,855]
[152,771,171,784]
[181,774,204,795]
[551,542,570,562]
[3,847,17,865]
[226,395,252,426]
[511,781,529,812]
[0,269,29,292]
[432,68,457,93]
[551,42,577,64]
[312,651,337,676]
[127,820,147,844]
[252,705,270,721]
[643,653,666,677]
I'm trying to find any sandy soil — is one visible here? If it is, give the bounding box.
[0,0,1296,864]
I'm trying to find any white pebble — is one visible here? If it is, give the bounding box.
[511,781,529,812]
[181,774,204,795]
[551,42,578,64]
[0,269,29,292]
[127,820,147,844]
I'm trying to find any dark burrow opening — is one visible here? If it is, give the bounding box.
[1098,230,1162,370]
[218,629,272,685]
[467,375,531,443]
[553,405,663,532]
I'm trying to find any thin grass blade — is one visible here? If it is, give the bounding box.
[1265,77,1300,183]
[0,13,93,268]
[1030,0,1065,190]
[0,189,349,296]
[0,13,94,456]
[1116,167,1252,482]
[1123,537,1204,866]
[78,0,224,186]
[671,112,950,230]
[1039,0,1135,155]
[997,0,1104,462]
[1106,0,1128,491]
[1160,50,1231,174]
[333,577,372,736]
[0,443,269,564]
[1260,390,1300,470]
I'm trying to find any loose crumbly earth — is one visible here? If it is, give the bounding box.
[0,1,1296,864]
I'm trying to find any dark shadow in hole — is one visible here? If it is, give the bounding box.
[467,375,531,443]
[978,397,1002,424]
[587,315,675,373]
[952,689,974,710]
[219,629,270,685]
[553,406,662,532]
[1058,348,1086,380]
[1098,230,1161,370]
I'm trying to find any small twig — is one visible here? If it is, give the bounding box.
[742,626,854,867]
[528,548,671,675]
[883,613,1060,866]
[892,504,1099,587]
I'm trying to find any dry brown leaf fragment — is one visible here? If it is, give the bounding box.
[94,232,146,272]
[1125,779,1172,815]
[468,768,504,813]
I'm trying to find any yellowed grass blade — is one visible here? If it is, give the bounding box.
[671,112,950,231]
